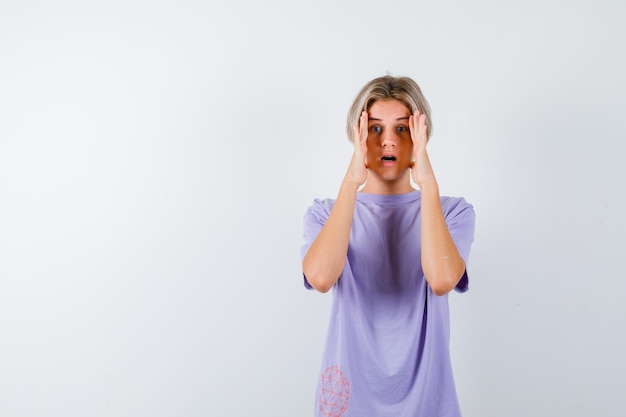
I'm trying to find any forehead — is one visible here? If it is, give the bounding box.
[368,99,411,119]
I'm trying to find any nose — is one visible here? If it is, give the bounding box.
[381,129,397,147]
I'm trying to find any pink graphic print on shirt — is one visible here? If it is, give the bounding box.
[319,366,350,417]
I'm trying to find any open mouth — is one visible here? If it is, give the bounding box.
[381,156,397,162]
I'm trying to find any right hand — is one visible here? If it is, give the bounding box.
[345,111,369,186]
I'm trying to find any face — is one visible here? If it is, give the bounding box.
[363,99,414,193]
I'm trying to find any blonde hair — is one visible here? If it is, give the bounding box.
[346,75,432,141]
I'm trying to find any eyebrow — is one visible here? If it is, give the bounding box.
[369,116,410,122]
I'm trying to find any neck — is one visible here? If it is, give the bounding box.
[360,178,415,195]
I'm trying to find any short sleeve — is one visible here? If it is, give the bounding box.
[441,197,476,293]
[300,198,334,290]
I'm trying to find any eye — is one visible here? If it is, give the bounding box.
[396,125,407,133]
[369,125,382,133]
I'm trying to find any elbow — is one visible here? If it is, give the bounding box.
[424,260,466,296]
[302,254,342,293]
[426,272,461,296]
[304,272,334,293]
[431,282,453,296]
[313,280,333,293]
[302,264,337,293]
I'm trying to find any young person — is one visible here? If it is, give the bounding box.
[301,75,475,416]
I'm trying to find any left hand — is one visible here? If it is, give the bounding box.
[409,110,437,188]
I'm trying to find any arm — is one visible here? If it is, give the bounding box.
[409,111,466,296]
[302,112,369,293]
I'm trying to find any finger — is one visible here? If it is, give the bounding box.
[360,111,369,167]
[360,111,368,144]
[413,109,421,125]
[419,113,427,128]
[419,114,428,141]
[352,125,360,145]
[411,112,424,137]
[409,113,419,143]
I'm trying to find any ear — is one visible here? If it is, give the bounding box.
[409,160,415,169]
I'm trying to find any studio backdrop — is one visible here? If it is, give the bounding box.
[1,0,624,416]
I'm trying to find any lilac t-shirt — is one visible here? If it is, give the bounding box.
[301,190,475,417]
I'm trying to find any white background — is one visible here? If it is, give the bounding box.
[1,0,624,416]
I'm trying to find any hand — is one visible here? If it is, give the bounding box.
[409,110,437,188]
[345,111,369,186]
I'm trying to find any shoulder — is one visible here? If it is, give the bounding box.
[304,197,336,221]
[440,195,473,211]
[439,195,475,221]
